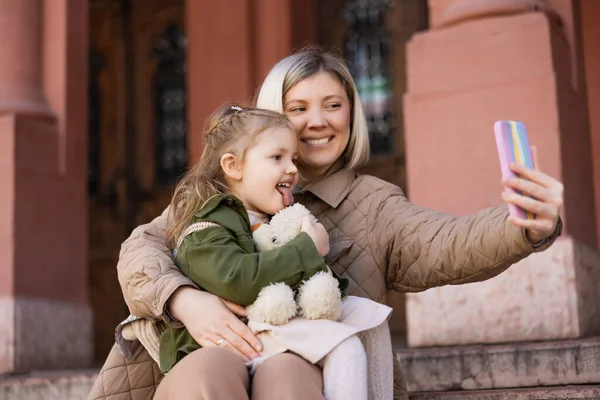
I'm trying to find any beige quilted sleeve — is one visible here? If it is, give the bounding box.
[368,186,560,293]
[87,341,162,399]
[117,207,197,322]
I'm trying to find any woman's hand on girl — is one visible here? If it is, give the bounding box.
[501,147,563,243]
[168,287,263,361]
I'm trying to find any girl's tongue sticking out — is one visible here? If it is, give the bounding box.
[276,185,294,207]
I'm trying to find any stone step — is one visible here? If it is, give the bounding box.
[3,338,600,399]
[409,385,600,400]
[397,336,600,392]
[1,371,598,400]
[0,370,98,400]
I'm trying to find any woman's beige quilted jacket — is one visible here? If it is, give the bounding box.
[88,162,560,400]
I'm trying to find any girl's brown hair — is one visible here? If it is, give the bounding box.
[166,104,295,248]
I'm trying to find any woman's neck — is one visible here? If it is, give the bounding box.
[297,165,330,187]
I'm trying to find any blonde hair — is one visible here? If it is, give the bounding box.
[166,104,295,247]
[256,47,370,170]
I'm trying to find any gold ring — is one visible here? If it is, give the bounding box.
[216,338,225,347]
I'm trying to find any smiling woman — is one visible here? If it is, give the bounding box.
[258,48,371,182]
[284,73,352,182]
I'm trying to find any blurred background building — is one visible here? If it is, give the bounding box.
[0,0,599,398]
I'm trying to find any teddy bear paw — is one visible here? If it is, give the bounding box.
[247,283,297,325]
[297,271,342,321]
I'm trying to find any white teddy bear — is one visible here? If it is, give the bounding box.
[247,203,343,326]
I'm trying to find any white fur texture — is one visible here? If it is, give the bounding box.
[269,204,317,246]
[253,224,276,252]
[297,271,342,321]
[249,204,342,325]
[247,283,297,325]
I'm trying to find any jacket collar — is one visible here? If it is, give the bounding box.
[297,160,356,208]
[195,194,248,219]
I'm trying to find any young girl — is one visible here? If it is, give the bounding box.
[159,104,394,399]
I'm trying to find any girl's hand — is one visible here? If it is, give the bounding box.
[301,216,330,256]
[501,146,563,243]
[168,287,263,361]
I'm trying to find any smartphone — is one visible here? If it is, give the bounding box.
[493,120,535,220]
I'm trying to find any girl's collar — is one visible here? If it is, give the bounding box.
[247,209,269,226]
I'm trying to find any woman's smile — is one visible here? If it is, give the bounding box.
[302,136,335,146]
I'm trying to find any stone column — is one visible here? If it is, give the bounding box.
[185,0,256,163]
[0,0,91,373]
[185,0,313,163]
[254,0,292,84]
[0,1,52,116]
[581,0,600,250]
[403,0,600,347]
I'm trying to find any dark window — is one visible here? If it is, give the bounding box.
[343,0,394,155]
[153,23,188,185]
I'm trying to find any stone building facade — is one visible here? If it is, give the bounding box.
[0,0,598,397]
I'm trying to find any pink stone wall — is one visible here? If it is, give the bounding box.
[0,116,15,298]
[44,0,89,176]
[11,117,88,303]
[185,0,309,164]
[404,11,597,248]
[404,2,600,348]
[186,0,256,164]
[428,0,457,27]
[0,0,91,372]
[581,0,600,250]
[254,0,292,84]
[406,237,600,347]
[0,1,51,115]
[405,13,563,213]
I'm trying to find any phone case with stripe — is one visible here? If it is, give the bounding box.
[494,120,535,220]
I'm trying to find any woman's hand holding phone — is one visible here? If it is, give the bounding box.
[494,121,563,243]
